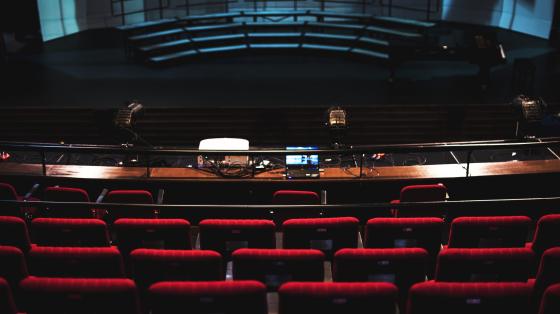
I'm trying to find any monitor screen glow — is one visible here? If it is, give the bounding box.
[286,146,319,167]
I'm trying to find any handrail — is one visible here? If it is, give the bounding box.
[2,196,560,210]
[111,0,440,28]
[1,138,559,156]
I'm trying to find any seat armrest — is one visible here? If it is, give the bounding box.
[96,188,109,203]
[23,183,40,200]
[157,189,165,205]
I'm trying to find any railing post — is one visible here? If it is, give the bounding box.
[146,152,151,178]
[120,0,126,25]
[251,155,256,178]
[159,0,164,19]
[185,0,190,15]
[41,150,47,176]
[359,153,364,178]
[426,0,431,20]
[388,0,392,17]
[466,150,472,177]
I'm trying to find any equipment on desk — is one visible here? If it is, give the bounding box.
[198,138,250,168]
[285,146,320,179]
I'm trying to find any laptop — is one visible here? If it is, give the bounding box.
[285,146,320,179]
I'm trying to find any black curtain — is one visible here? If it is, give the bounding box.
[552,0,560,46]
[0,1,41,40]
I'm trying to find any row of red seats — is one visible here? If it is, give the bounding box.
[1,183,448,220]
[2,244,559,297]
[0,277,558,314]
[2,214,558,261]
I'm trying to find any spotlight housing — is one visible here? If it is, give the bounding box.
[114,100,144,128]
[325,106,348,148]
[326,106,348,129]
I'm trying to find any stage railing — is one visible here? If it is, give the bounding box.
[1,138,560,179]
[110,0,442,26]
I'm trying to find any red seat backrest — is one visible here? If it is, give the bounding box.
[435,248,533,282]
[540,283,560,314]
[0,278,16,314]
[407,281,532,314]
[114,218,191,256]
[20,277,140,314]
[27,246,125,278]
[448,216,531,248]
[31,218,110,247]
[279,282,398,314]
[282,217,359,258]
[130,248,223,289]
[149,280,267,314]
[232,248,325,290]
[0,216,31,252]
[199,219,276,259]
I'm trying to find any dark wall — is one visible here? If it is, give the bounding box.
[0,1,41,40]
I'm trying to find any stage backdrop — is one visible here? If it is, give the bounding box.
[36,0,556,41]
[442,0,555,38]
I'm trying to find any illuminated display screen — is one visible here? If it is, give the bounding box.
[285,146,319,166]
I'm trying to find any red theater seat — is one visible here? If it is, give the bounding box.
[0,216,32,252]
[114,218,191,256]
[0,278,16,314]
[435,248,533,282]
[530,214,560,262]
[279,282,398,314]
[540,284,560,314]
[27,246,125,278]
[272,190,320,204]
[407,281,533,314]
[148,281,267,314]
[104,190,156,222]
[447,216,531,248]
[232,248,325,290]
[0,246,28,301]
[0,182,37,218]
[31,218,110,247]
[20,277,141,314]
[534,248,560,304]
[44,186,90,202]
[199,219,276,259]
[282,217,359,258]
[42,186,93,218]
[131,249,223,290]
[365,217,443,270]
[333,248,428,296]
[391,184,447,217]
[272,190,321,222]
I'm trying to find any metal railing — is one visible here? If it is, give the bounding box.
[111,0,441,26]
[380,0,440,20]
[2,196,560,222]
[1,137,560,179]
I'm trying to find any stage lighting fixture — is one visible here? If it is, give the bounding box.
[325,106,348,149]
[114,100,144,128]
[326,106,347,128]
[512,95,547,138]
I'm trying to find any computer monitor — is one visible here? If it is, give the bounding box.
[285,146,319,178]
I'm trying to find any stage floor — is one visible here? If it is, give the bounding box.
[1,24,558,109]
